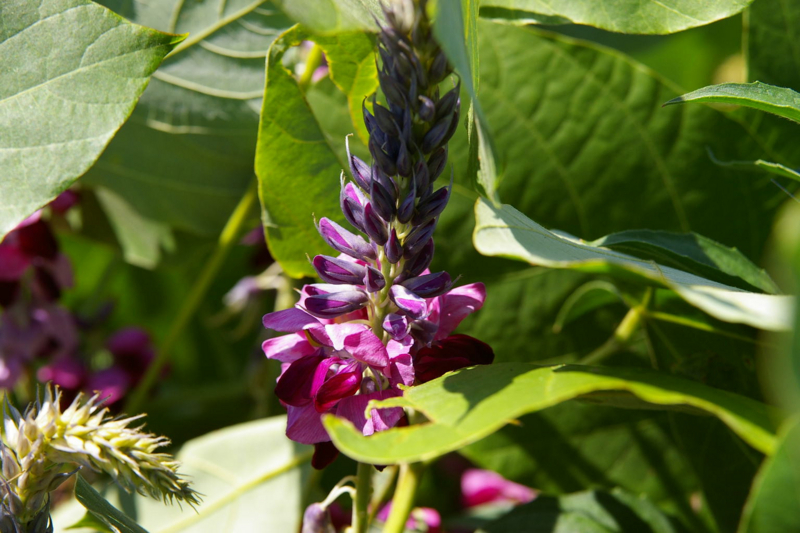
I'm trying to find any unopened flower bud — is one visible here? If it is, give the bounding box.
[363,266,386,292]
[429,49,450,85]
[397,181,416,224]
[370,179,397,222]
[385,229,403,264]
[304,290,369,318]
[369,137,398,177]
[404,219,437,258]
[412,176,451,226]
[302,503,335,533]
[346,137,371,191]
[427,146,448,182]
[363,203,389,245]
[421,116,450,153]
[317,218,376,261]
[401,271,452,298]
[436,84,460,121]
[312,256,367,285]
[402,238,434,279]
[389,285,428,319]
[373,103,400,137]
[396,140,412,177]
[418,95,436,122]
[340,179,366,232]
[383,313,410,340]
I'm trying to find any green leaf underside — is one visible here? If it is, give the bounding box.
[323,363,777,465]
[75,475,150,533]
[255,25,349,278]
[478,489,678,533]
[271,0,383,34]
[478,0,753,35]
[83,0,292,240]
[473,199,792,331]
[664,82,800,123]
[738,418,800,533]
[592,229,780,294]
[0,0,180,240]
[59,416,311,533]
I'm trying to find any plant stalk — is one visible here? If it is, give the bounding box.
[124,179,259,414]
[299,43,323,91]
[352,462,373,533]
[382,463,422,533]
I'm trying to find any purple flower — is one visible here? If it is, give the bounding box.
[461,469,536,508]
[106,327,155,383]
[86,366,131,405]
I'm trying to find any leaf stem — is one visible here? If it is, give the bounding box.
[382,463,422,533]
[580,289,651,365]
[299,43,323,91]
[124,180,259,414]
[352,462,373,533]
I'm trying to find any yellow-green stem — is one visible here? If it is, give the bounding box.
[353,462,373,533]
[383,463,422,533]
[580,289,651,365]
[299,43,323,91]
[124,180,259,414]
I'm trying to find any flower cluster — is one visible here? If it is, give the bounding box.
[0,386,199,531]
[262,0,493,466]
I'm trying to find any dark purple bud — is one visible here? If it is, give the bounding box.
[17,219,59,260]
[390,285,428,319]
[370,178,397,222]
[363,203,389,245]
[414,158,430,192]
[347,136,371,191]
[363,100,379,136]
[302,503,335,533]
[401,271,452,298]
[427,146,448,183]
[421,116,450,153]
[429,49,450,84]
[380,73,407,108]
[385,229,403,264]
[411,54,428,90]
[404,219,437,258]
[383,313,410,340]
[403,238,434,279]
[363,266,386,292]
[369,136,397,177]
[396,140,412,177]
[418,95,435,122]
[412,175,451,226]
[304,290,369,319]
[313,255,367,285]
[317,218,376,261]
[373,103,400,137]
[397,179,416,224]
[407,72,419,110]
[440,105,461,148]
[340,179,366,232]
[437,85,460,119]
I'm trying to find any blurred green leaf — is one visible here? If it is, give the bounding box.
[478,0,752,35]
[747,0,800,90]
[473,199,792,331]
[554,281,625,333]
[738,418,800,533]
[85,0,292,238]
[324,363,778,464]
[706,150,800,184]
[56,417,311,533]
[271,0,382,34]
[255,25,347,278]
[664,82,800,123]
[477,488,679,533]
[0,0,181,240]
[74,475,149,533]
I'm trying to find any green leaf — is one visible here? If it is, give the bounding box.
[323,363,778,465]
[271,0,382,34]
[738,418,800,533]
[592,229,780,294]
[664,82,800,123]
[0,0,181,240]
[75,475,150,533]
[553,281,624,333]
[67,512,115,532]
[473,199,792,331]
[477,488,680,533]
[55,416,312,533]
[747,0,800,90]
[478,0,753,35]
[706,149,800,184]
[431,0,499,200]
[84,0,292,238]
[255,25,347,278]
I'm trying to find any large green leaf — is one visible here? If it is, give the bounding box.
[664,82,800,123]
[84,0,291,237]
[478,0,752,35]
[0,0,181,239]
[473,199,792,331]
[55,416,311,533]
[477,488,679,533]
[738,418,800,533]
[323,363,778,465]
[271,0,382,34]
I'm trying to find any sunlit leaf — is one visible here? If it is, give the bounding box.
[664,82,800,123]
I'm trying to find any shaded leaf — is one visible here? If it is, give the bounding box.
[664,82,800,123]
[553,281,625,333]
[0,0,181,239]
[323,363,778,464]
[74,475,149,533]
[478,0,752,35]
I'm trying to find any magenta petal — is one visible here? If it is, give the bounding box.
[286,403,330,444]
[314,366,362,413]
[327,323,390,367]
[388,351,414,387]
[86,367,130,405]
[336,389,404,436]
[262,333,317,363]
[263,308,320,333]
[275,355,324,406]
[383,313,410,340]
[389,285,428,320]
[0,246,30,281]
[433,283,486,340]
[461,468,535,508]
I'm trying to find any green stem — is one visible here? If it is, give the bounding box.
[353,462,373,533]
[382,463,422,533]
[580,289,651,365]
[124,180,259,414]
[299,44,323,91]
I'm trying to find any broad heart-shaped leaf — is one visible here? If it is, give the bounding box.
[255,25,351,278]
[55,416,311,533]
[738,418,800,533]
[477,488,679,533]
[478,0,752,35]
[83,0,292,239]
[473,199,793,331]
[271,0,382,34]
[323,363,778,465]
[74,475,149,533]
[664,82,800,124]
[0,0,181,240]
[592,230,780,295]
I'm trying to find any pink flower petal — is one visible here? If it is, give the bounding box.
[262,308,320,332]
[314,363,362,412]
[326,323,389,367]
[286,403,330,444]
[461,468,535,508]
[336,389,404,436]
[433,283,486,340]
[262,333,317,363]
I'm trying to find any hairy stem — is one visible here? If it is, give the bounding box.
[353,462,373,533]
[383,463,422,533]
[125,180,259,413]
